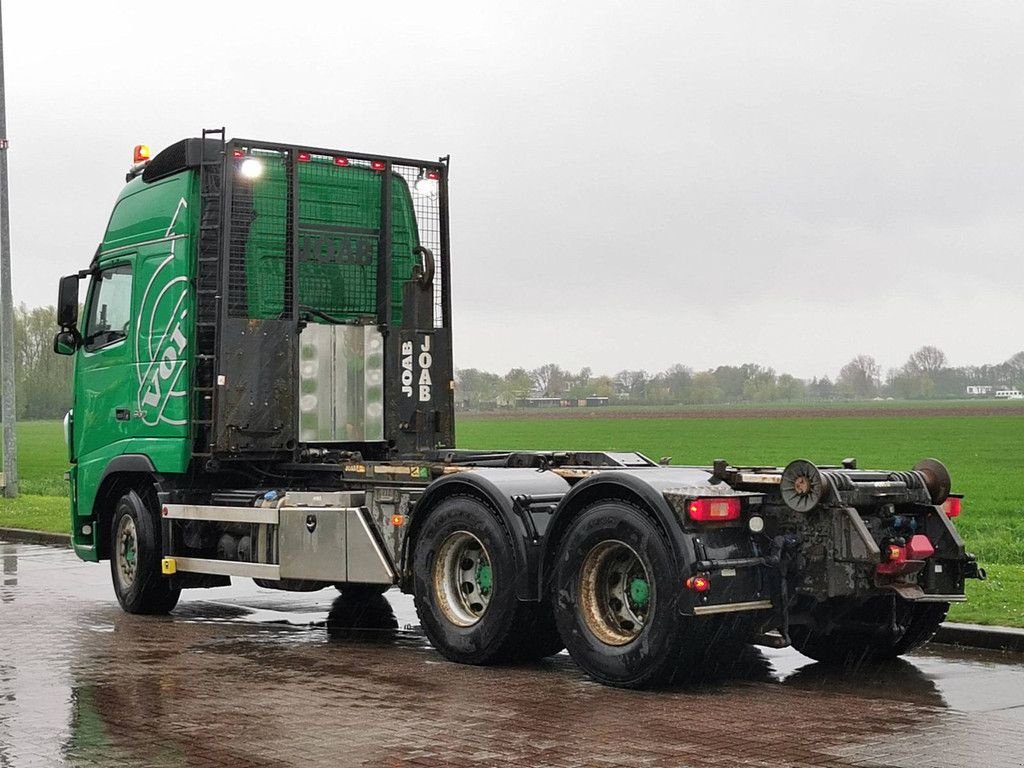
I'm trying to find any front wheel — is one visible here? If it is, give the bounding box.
[551,501,689,688]
[110,489,180,615]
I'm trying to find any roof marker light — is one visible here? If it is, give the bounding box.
[415,168,440,196]
[334,156,350,167]
[232,149,246,159]
[370,160,386,171]
[133,144,150,163]
[297,151,312,163]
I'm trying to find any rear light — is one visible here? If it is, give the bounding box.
[297,151,312,163]
[685,576,710,592]
[334,156,350,167]
[390,514,405,527]
[426,169,440,180]
[133,144,150,163]
[687,497,741,522]
[370,160,386,171]
[907,534,935,560]
[942,497,962,518]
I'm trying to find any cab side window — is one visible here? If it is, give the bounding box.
[84,264,133,352]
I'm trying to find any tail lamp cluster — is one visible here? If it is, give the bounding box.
[686,497,741,522]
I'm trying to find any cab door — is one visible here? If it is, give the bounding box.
[74,260,136,462]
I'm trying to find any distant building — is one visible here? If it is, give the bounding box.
[515,396,611,408]
[966,385,993,396]
[516,397,562,408]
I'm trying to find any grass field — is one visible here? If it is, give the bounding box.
[2,406,1022,626]
[458,407,1024,626]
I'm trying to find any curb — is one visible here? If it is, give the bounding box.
[0,527,71,547]
[932,622,1024,654]
[1,527,1022,655]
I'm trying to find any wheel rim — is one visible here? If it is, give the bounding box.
[115,513,139,591]
[433,531,493,627]
[579,540,651,646]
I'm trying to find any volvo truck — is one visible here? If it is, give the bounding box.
[53,130,984,687]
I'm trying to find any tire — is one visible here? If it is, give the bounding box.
[551,501,690,688]
[412,496,536,665]
[791,598,949,665]
[109,489,181,615]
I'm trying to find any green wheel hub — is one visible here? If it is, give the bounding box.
[477,563,493,595]
[629,577,650,608]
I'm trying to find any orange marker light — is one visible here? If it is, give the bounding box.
[685,576,710,592]
[133,144,150,163]
[391,514,406,527]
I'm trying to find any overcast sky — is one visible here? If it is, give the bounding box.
[3,0,1021,379]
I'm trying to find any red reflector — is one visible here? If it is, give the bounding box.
[907,534,935,560]
[370,160,386,171]
[426,169,440,180]
[334,156,350,167]
[942,497,962,518]
[297,151,312,162]
[685,576,710,592]
[232,149,245,159]
[161,505,168,517]
[687,497,741,522]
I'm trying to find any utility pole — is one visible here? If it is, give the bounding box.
[0,0,17,498]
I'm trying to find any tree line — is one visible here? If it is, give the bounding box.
[456,346,1024,410]
[1,305,1022,418]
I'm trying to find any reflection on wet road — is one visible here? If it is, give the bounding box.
[2,541,1023,767]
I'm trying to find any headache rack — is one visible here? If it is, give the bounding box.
[189,132,452,459]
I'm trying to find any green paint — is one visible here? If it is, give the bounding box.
[629,578,650,607]
[477,563,493,595]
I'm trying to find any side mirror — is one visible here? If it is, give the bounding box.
[53,330,78,356]
[57,274,80,328]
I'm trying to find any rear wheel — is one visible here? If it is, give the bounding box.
[792,598,949,665]
[551,501,689,688]
[110,489,180,615]
[412,496,540,665]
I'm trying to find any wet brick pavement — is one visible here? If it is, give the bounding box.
[2,541,1024,768]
